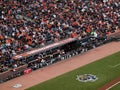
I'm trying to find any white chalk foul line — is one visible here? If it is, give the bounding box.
[106,81,120,90]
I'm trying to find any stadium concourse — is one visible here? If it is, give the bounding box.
[0,0,120,89]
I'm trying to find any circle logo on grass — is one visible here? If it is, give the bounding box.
[76,74,98,82]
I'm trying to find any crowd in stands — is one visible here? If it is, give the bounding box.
[0,0,119,77]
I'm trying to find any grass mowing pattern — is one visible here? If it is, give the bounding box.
[27,52,120,90]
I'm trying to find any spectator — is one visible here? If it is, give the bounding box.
[0,0,119,74]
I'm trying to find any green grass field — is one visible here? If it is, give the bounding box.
[110,83,120,90]
[27,52,120,90]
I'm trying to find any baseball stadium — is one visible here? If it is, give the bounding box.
[0,0,120,90]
